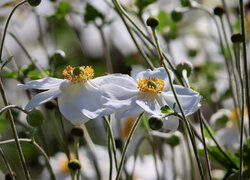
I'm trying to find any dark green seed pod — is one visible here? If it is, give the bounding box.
[231,33,243,43]
[146,16,159,28]
[176,61,193,77]
[5,172,16,180]
[27,0,41,7]
[52,50,66,61]
[73,67,85,76]
[71,126,84,137]
[115,138,123,150]
[166,134,180,148]
[68,159,81,171]
[213,6,225,17]
[148,115,163,130]
[44,100,57,110]
[26,109,44,127]
[171,10,183,22]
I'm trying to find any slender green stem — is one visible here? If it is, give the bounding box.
[0,138,56,180]
[0,79,31,180]
[115,113,144,180]
[239,0,250,154]
[0,105,29,116]
[111,0,154,69]
[73,137,80,180]
[198,110,212,180]
[0,0,27,62]
[150,23,205,179]
[0,148,16,180]
[103,117,118,171]
[199,115,238,169]
[107,137,113,180]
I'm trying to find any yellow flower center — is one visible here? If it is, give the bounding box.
[122,117,136,138]
[137,77,165,93]
[62,65,94,84]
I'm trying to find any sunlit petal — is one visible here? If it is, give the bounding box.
[58,85,89,124]
[18,77,65,90]
[25,88,62,111]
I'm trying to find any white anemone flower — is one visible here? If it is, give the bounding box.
[100,67,202,130]
[18,65,113,124]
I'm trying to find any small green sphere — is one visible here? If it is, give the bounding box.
[146,16,159,28]
[27,0,41,7]
[176,61,193,77]
[213,6,225,17]
[73,67,85,76]
[71,126,84,137]
[171,10,183,22]
[68,159,81,171]
[166,134,180,148]
[26,109,44,127]
[147,80,157,89]
[148,115,163,130]
[231,33,243,43]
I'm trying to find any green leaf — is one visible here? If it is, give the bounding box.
[84,3,104,23]
[53,1,71,20]
[161,105,173,114]
[0,56,13,70]
[136,0,156,15]
[3,71,18,79]
[27,71,43,80]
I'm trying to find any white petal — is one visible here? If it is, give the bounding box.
[25,88,62,111]
[77,81,113,119]
[163,117,179,132]
[58,85,89,124]
[136,95,162,115]
[91,74,138,88]
[115,105,143,120]
[99,82,139,110]
[161,85,202,116]
[135,67,174,90]
[18,77,65,90]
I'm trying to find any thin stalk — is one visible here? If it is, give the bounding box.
[0,138,56,180]
[200,115,239,169]
[98,26,113,73]
[73,137,80,180]
[151,24,205,179]
[239,0,250,139]
[111,0,154,70]
[115,113,144,180]
[0,105,29,116]
[0,0,27,62]
[107,137,113,180]
[0,79,31,180]
[198,110,212,180]
[221,0,233,34]
[0,148,16,180]
[171,147,177,180]
[103,117,118,171]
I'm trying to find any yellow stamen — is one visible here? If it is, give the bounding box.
[62,65,94,84]
[137,77,164,93]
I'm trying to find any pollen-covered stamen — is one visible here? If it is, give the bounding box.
[62,65,94,84]
[137,77,165,93]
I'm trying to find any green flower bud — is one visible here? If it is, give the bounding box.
[73,67,85,76]
[176,61,193,77]
[166,134,180,148]
[147,80,157,89]
[146,16,159,28]
[115,138,123,150]
[148,115,163,130]
[71,126,84,137]
[231,33,243,43]
[68,159,81,171]
[213,6,225,17]
[171,10,183,22]
[52,50,66,61]
[44,100,57,110]
[27,0,41,7]
[26,109,44,127]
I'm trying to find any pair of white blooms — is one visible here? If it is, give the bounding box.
[19,65,201,130]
